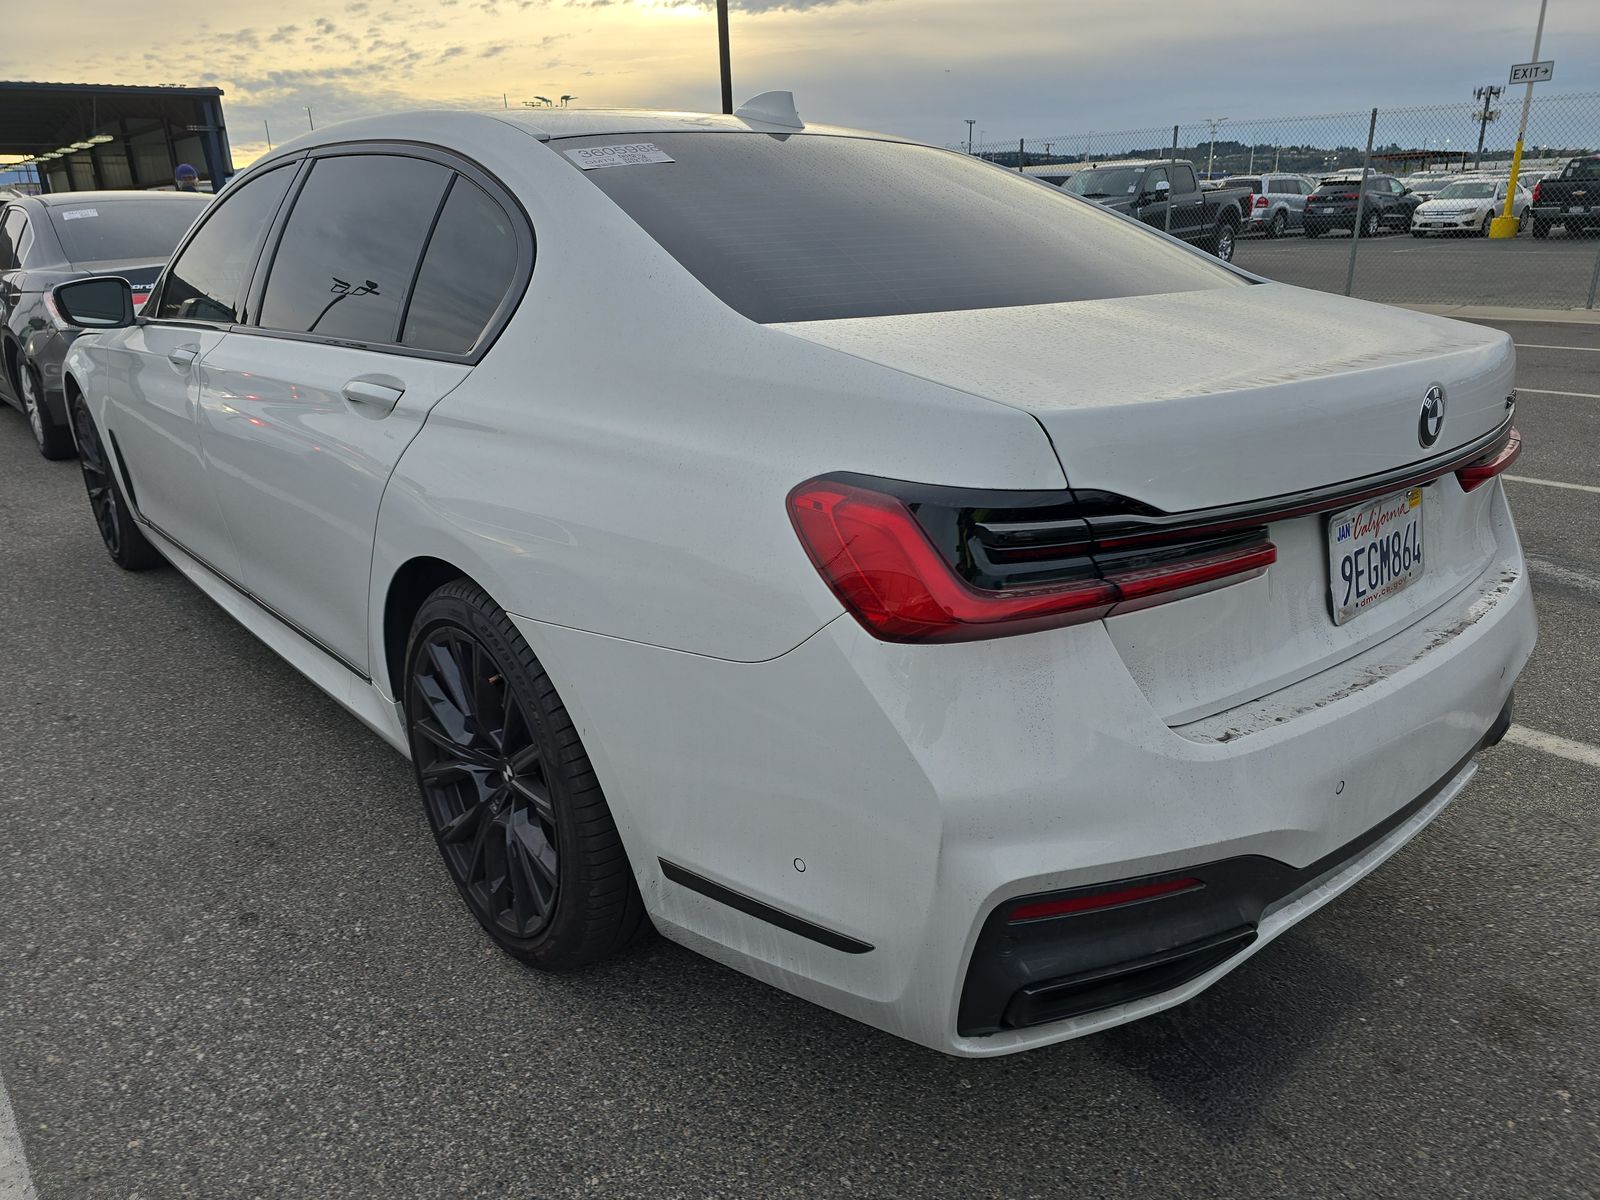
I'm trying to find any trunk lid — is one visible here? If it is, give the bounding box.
[775,284,1517,722]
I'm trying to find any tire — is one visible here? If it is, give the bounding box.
[67,389,163,570]
[19,361,75,460]
[1478,213,1492,237]
[1304,223,1321,239]
[1529,219,1549,239]
[405,580,649,970]
[1267,209,1287,239]
[1208,219,1237,262]
[1362,210,1381,238]
[1411,229,1425,238]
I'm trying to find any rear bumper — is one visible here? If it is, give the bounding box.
[512,484,1535,1055]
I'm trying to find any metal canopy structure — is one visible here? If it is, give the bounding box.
[0,81,233,194]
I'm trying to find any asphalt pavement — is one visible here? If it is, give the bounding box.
[0,319,1597,1199]
[1235,227,1600,310]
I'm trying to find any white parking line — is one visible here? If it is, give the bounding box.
[1514,343,1600,353]
[1505,725,1600,769]
[0,1067,38,1200]
[1504,474,1600,495]
[1516,387,1600,399]
[1526,556,1600,600]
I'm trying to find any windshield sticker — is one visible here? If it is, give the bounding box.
[564,143,675,170]
[60,208,99,220]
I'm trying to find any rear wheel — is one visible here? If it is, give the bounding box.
[1362,210,1382,238]
[1303,223,1321,239]
[68,390,162,570]
[19,361,75,460]
[1267,209,1287,239]
[405,580,649,969]
[1530,217,1550,239]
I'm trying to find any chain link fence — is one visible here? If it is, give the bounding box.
[960,91,1600,311]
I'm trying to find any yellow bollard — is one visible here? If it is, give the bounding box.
[1491,138,1527,239]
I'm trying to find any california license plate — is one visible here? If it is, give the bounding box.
[1327,487,1425,625]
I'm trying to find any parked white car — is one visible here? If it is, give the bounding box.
[1411,177,1531,236]
[53,100,1533,1056]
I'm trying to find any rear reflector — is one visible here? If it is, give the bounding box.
[1455,426,1521,492]
[787,480,1274,644]
[1008,876,1204,922]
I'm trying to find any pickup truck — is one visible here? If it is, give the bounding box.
[1059,159,1250,261]
[1526,156,1600,238]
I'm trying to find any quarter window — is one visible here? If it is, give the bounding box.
[0,208,27,271]
[156,165,293,323]
[401,177,520,355]
[258,154,451,343]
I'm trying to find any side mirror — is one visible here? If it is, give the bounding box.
[49,276,135,330]
[1141,180,1172,202]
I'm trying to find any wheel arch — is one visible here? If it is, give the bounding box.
[381,555,472,701]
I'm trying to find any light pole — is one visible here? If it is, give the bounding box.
[1204,117,1228,180]
[304,106,314,130]
[1492,0,1550,236]
[964,119,975,154]
[1473,84,1503,168]
[716,0,733,114]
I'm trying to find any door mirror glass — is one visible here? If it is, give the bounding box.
[50,277,135,329]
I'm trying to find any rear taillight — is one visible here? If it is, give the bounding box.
[1455,427,1522,492]
[1253,194,1269,208]
[1532,181,1543,204]
[787,477,1275,644]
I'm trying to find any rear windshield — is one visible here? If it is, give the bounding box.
[1564,159,1600,180]
[1314,179,1363,192]
[561,136,1241,323]
[47,197,208,265]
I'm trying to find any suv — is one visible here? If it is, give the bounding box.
[1303,173,1420,238]
[1223,174,1316,238]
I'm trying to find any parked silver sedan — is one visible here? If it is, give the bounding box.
[0,191,208,458]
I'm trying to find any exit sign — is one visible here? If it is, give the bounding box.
[1509,61,1554,85]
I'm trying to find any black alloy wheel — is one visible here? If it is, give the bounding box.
[1363,210,1382,238]
[69,391,162,570]
[406,580,648,968]
[19,362,76,460]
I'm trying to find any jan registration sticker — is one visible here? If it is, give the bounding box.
[564,143,675,170]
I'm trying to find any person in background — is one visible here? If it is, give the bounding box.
[173,163,200,192]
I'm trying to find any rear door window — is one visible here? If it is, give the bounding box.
[1171,164,1198,193]
[400,176,520,355]
[258,154,451,343]
[156,164,294,323]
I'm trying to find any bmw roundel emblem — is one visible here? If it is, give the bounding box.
[1418,384,1446,448]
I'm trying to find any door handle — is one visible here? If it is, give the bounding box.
[168,345,199,369]
[341,377,405,413]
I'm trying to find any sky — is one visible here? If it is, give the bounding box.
[4,0,1599,167]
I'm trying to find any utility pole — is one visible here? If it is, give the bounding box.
[263,119,272,152]
[305,106,314,130]
[1473,84,1503,169]
[716,0,733,114]
[964,119,975,154]
[1492,0,1549,236]
[1204,117,1228,180]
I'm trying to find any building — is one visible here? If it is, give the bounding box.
[0,81,234,194]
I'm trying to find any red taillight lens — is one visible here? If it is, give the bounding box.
[1455,427,1522,492]
[1254,194,1269,208]
[787,479,1275,643]
[787,481,1117,642]
[1532,181,1543,204]
[1008,876,1204,922]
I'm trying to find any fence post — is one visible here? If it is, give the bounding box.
[1019,138,1025,172]
[1587,238,1600,310]
[1344,107,1378,298]
[1164,125,1179,236]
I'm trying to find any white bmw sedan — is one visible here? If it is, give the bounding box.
[53,102,1533,1056]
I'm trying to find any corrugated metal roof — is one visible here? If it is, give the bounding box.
[0,80,224,96]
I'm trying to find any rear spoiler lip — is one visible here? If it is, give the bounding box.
[1081,411,1518,545]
